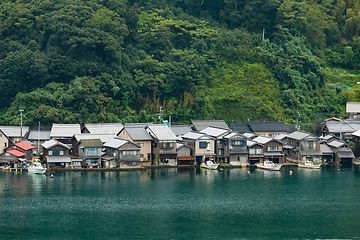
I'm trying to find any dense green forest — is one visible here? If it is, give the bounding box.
[0,0,360,127]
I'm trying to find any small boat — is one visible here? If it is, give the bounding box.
[28,161,47,174]
[298,160,321,169]
[256,160,282,171]
[200,160,219,170]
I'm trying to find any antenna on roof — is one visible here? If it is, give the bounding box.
[19,109,24,141]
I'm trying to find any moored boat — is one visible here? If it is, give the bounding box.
[256,160,282,171]
[28,161,47,174]
[298,160,321,169]
[200,160,219,170]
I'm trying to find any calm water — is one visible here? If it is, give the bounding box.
[0,166,360,240]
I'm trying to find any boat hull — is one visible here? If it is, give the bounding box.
[298,164,321,169]
[201,165,219,170]
[256,165,282,171]
[28,167,47,174]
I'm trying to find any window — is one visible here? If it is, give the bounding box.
[232,140,246,146]
[160,142,174,149]
[140,154,144,158]
[267,146,278,151]
[122,151,138,157]
[87,148,97,154]
[218,149,224,155]
[4,142,6,148]
[81,148,84,153]
[199,141,207,149]
[217,139,224,144]
[249,149,263,154]
[308,142,316,150]
[49,150,64,156]
[137,143,144,147]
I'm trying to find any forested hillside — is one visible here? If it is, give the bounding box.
[0,0,359,127]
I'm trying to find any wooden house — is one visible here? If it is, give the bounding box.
[252,136,285,163]
[176,143,193,166]
[50,124,81,144]
[248,121,288,138]
[223,132,248,166]
[181,132,216,166]
[7,141,35,161]
[0,129,11,154]
[247,141,264,164]
[81,123,123,135]
[78,139,103,167]
[104,138,141,167]
[200,126,232,163]
[0,126,30,143]
[42,139,71,168]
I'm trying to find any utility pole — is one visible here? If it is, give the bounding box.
[19,109,24,141]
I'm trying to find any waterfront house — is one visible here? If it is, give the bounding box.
[248,121,288,138]
[50,124,81,144]
[0,150,24,168]
[281,131,322,163]
[200,126,232,163]
[0,126,30,143]
[190,120,229,131]
[223,132,248,166]
[352,130,360,157]
[247,141,264,164]
[77,139,103,168]
[145,124,178,165]
[0,129,11,154]
[6,141,35,162]
[70,155,83,168]
[320,143,335,162]
[104,138,141,167]
[117,126,153,163]
[325,139,354,164]
[346,102,360,120]
[42,139,71,168]
[71,134,114,157]
[181,132,215,166]
[27,130,51,154]
[81,123,123,135]
[252,136,285,163]
[176,143,194,166]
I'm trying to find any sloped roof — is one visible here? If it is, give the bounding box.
[104,138,129,149]
[124,127,152,141]
[327,140,346,148]
[248,121,288,132]
[146,125,177,141]
[182,132,207,140]
[46,156,71,163]
[79,139,103,148]
[346,102,360,113]
[337,150,355,158]
[247,140,262,147]
[287,131,311,141]
[14,141,35,151]
[223,132,240,139]
[228,124,252,133]
[275,133,288,141]
[191,120,229,131]
[352,130,360,137]
[124,123,154,128]
[253,136,274,144]
[0,126,30,138]
[74,134,115,143]
[28,131,51,141]
[200,126,230,138]
[324,120,360,133]
[83,123,123,135]
[7,149,26,157]
[42,139,71,149]
[50,124,81,138]
[320,143,334,154]
[171,125,192,136]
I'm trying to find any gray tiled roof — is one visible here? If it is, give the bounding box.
[0,126,30,138]
[320,144,334,154]
[124,123,154,128]
[325,120,360,133]
[228,124,252,133]
[74,134,115,143]
[337,150,355,158]
[50,124,81,138]
[346,102,360,113]
[28,131,51,141]
[171,125,192,136]
[46,156,71,163]
[146,125,177,141]
[125,127,152,141]
[275,133,288,140]
[327,140,345,148]
[287,131,311,141]
[200,126,230,138]
[253,136,273,144]
[248,121,289,132]
[191,120,229,131]
[352,130,360,137]
[243,133,257,139]
[182,132,206,140]
[84,123,123,135]
[80,139,104,148]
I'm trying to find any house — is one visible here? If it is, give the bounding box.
[0,129,11,154]
[0,151,24,168]
[146,124,178,165]
[6,141,35,161]
[176,143,194,166]
[104,138,142,168]
[352,130,360,157]
[117,126,153,162]
[182,132,215,166]
[346,102,360,120]
[81,123,123,135]
[78,139,103,168]
[252,136,285,163]
[42,139,71,168]
[325,139,354,164]
[247,141,264,164]
[223,132,248,166]
[200,126,232,162]
[320,143,335,162]
[70,155,83,169]
[0,126,30,143]
[321,118,360,141]
[190,120,229,131]
[248,121,288,138]
[71,134,115,156]
[50,124,81,143]
[282,131,322,163]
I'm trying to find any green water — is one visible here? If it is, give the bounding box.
[0,166,360,239]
